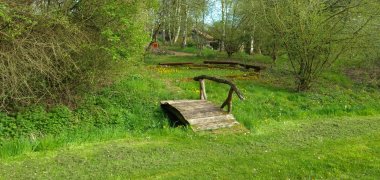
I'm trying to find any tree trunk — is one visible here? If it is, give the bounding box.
[168,15,173,44]
[181,4,189,48]
[297,78,311,91]
[271,42,278,63]
[250,36,254,55]
[297,61,311,91]
[250,24,256,55]
[146,24,161,51]
[220,0,226,51]
[151,28,154,40]
[47,0,51,12]
[162,17,166,44]
[227,51,233,58]
[240,43,245,52]
[253,38,262,54]
[198,9,205,55]
[173,0,182,43]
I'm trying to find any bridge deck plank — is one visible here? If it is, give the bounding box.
[161,100,240,131]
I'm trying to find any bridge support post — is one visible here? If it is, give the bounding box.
[221,87,234,113]
[199,79,207,100]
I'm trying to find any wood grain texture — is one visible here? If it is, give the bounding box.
[161,100,240,131]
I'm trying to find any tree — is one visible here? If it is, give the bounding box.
[157,0,209,47]
[188,0,210,53]
[220,0,226,51]
[210,0,247,57]
[181,1,189,48]
[258,0,379,91]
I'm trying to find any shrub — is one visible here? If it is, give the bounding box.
[0,71,170,140]
[0,1,153,111]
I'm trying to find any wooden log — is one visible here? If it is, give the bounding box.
[159,62,194,66]
[239,63,265,72]
[199,79,207,100]
[204,60,240,65]
[203,61,266,72]
[221,87,234,113]
[193,75,245,100]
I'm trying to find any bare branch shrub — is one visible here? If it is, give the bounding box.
[0,3,89,111]
[0,0,153,112]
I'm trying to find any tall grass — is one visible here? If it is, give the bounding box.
[0,69,175,158]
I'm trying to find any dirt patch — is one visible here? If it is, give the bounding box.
[166,50,195,57]
[150,48,175,55]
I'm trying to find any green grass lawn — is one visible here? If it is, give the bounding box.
[1,117,379,179]
[1,50,380,179]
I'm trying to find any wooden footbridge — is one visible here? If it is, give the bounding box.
[161,75,245,131]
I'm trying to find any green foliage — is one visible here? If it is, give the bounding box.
[75,0,152,61]
[210,20,246,57]
[0,106,73,139]
[0,66,174,157]
[0,70,170,140]
[0,1,154,111]
[242,0,380,91]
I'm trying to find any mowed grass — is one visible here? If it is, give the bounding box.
[0,117,379,179]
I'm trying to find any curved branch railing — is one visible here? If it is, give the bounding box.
[193,75,245,113]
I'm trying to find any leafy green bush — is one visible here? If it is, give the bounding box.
[74,0,152,61]
[0,0,160,141]
[0,71,170,140]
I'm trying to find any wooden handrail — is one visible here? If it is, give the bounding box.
[193,75,245,113]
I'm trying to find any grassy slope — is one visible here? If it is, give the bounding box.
[1,49,380,178]
[147,53,380,129]
[0,117,379,179]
